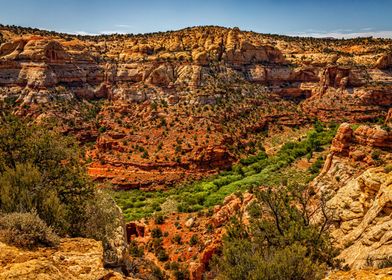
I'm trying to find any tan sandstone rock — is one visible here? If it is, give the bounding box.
[0,238,121,280]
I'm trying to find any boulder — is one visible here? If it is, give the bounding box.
[375,53,392,69]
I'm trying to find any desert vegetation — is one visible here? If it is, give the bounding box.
[0,113,120,258]
[113,122,337,221]
[212,182,339,280]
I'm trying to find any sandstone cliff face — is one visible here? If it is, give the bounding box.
[0,238,124,280]
[314,123,392,269]
[1,26,390,117]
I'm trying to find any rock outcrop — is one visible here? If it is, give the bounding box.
[314,123,392,269]
[354,126,392,149]
[330,123,392,157]
[212,192,254,227]
[0,238,123,280]
[329,167,392,268]
[375,53,392,69]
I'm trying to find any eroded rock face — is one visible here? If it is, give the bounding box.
[0,28,288,98]
[354,126,392,149]
[328,168,392,269]
[212,193,254,227]
[331,123,353,155]
[0,238,121,280]
[314,123,392,269]
[387,108,392,123]
[192,145,234,169]
[331,123,392,156]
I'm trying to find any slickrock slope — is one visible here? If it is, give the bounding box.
[314,123,392,269]
[0,238,124,280]
[1,25,391,188]
[326,267,392,280]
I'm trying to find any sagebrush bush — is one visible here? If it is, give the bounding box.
[129,240,144,257]
[0,163,69,231]
[151,228,163,238]
[189,234,198,246]
[80,190,123,263]
[0,211,60,249]
[80,190,121,242]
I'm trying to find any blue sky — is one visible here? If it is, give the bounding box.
[0,0,391,38]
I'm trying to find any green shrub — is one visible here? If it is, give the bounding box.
[189,234,198,246]
[129,240,144,257]
[141,151,149,159]
[166,261,180,271]
[308,156,324,174]
[151,228,163,238]
[0,163,68,231]
[154,214,165,224]
[0,211,60,249]
[378,256,392,268]
[384,165,392,173]
[240,151,267,165]
[172,234,182,244]
[152,266,165,279]
[174,269,190,280]
[157,249,169,261]
[371,149,381,160]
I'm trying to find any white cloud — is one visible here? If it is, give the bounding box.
[63,29,129,36]
[74,30,98,36]
[290,30,392,39]
[99,30,127,35]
